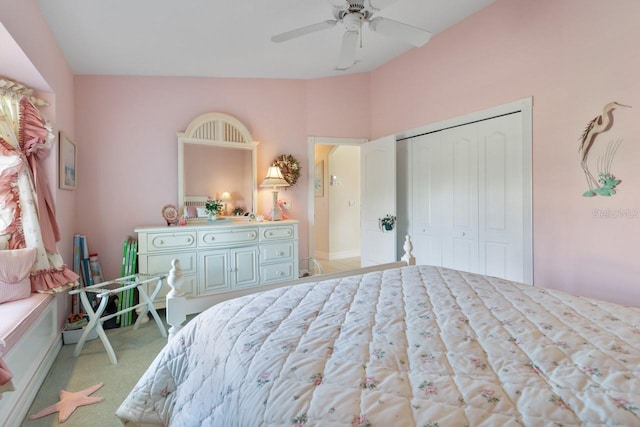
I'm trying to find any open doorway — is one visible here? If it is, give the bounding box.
[307,137,366,275]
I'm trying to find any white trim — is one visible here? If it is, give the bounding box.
[328,250,361,260]
[396,98,532,140]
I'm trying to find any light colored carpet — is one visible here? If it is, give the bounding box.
[21,311,190,426]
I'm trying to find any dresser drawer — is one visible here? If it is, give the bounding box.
[145,231,196,252]
[260,242,294,263]
[260,225,295,241]
[199,228,259,247]
[260,261,295,283]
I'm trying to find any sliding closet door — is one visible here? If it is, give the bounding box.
[411,124,480,272]
[409,112,526,282]
[478,113,524,282]
[410,133,443,266]
[441,123,479,273]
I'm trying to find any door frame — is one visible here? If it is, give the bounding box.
[397,97,533,284]
[307,136,367,274]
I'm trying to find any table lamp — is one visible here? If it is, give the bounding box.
[221,191,232,216]
[259,166,289,220]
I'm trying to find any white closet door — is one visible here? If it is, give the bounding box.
[408,112,526,282]
[411,132,443,266]
[441,123,479,273]
[478,113,524,282]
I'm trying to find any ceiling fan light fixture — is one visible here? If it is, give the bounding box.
[342,13,364,31]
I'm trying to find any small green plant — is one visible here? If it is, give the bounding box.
[232,206,244,216]
[594,172,621,196]
[205,198,223,216]
[379,214,396,231]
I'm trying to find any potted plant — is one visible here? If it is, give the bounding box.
[232,207,244,216]
[379,214,396,231]
[205,198,223,220]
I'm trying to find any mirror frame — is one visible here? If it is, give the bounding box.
[177,112,258,221]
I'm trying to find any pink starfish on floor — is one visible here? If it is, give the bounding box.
[30,382,104,423]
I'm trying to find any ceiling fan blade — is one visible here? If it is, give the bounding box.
[337,30,359,70]
[368,17,432,47]
[271,20,337,43]
[365,0,400,14]
[327,0,349,8]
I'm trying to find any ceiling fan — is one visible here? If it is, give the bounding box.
[271,0,432,70]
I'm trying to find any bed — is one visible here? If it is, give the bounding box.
[116,263,640,426]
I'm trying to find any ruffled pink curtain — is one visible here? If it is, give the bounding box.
[20,98,61,251]
[0,96,79,292]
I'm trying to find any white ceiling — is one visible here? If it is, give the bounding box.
[36,0,494,80]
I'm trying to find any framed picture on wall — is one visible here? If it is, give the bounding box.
[59,132,77,190]
[314,161,324,197]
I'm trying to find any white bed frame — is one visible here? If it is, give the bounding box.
[164,235,416,339]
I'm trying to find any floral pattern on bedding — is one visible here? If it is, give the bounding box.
[116,265,640,426]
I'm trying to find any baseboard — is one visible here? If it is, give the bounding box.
[313,250,329,260]
[313,250,359,261]
[327,250,360,260]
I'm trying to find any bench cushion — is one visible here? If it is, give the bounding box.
[0,293,53,353]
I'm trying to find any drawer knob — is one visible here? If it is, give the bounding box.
[277,251,284,256]
[268,232,273,237]
[286,231,291,236]
[278,271,284,276]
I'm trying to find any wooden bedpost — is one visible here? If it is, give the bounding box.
[166,259,186,340]
[401,235,416,266]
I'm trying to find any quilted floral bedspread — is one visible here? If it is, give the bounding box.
[116,265,640,426]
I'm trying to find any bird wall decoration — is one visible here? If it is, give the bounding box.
[579,101,631,197]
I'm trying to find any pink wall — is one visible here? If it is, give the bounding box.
[306,74,371,137]
[1,0,76,325]
[370,0,640,304]
[5,0,639,309]
[74,76,369,280]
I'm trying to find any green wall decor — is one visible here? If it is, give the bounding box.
[579,102,631,197]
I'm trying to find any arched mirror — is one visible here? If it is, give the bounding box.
[177,112,258,222]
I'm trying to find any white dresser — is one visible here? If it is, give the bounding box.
[135,219,298,313]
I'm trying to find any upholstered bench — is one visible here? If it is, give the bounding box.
[0,293,61,427]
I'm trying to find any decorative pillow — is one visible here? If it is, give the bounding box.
[0,248,37,304]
